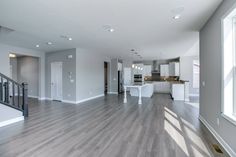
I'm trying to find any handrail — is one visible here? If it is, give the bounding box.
[0,72,28,117]
[0,73,22,87]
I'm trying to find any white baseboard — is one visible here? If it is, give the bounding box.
[108,92,118,94]
[39,95,104,104]
[28,95,39,99]
[62,100,77,104]
[76,94,104,104]
[38,97,46,100]
[199,115,236,157]
[39,97,52,100]
[0,116,24,128]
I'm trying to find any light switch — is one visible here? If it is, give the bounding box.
[67,55,73,59]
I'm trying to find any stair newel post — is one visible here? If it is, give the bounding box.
[22,83,28,117]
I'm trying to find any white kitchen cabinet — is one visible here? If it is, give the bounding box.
[171,83,185,101]
[143,65,152,76]
[133,64,144,75]
[118,62,123,71]
[160,64,169,77]
[169,62,179,76]
[153,82,170,93]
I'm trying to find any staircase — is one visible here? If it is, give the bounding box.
[0,72,28,117]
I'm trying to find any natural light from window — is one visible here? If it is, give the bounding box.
[193,60,200,89]
[222,9,236,124]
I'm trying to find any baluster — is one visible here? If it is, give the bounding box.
[18,85,20,108]
[12,83,15,106]
[0,77,2,101]
[4,81,9,103]
[22,83,28,117]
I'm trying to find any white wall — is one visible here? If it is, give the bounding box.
[0,104,22,123]
[0,43,45,98]
[200,0,236,155]
[180,56,199,96]
[76,48,110,102]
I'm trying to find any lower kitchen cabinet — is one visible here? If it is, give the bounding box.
[153,82,170,93]
[171,83,185,101]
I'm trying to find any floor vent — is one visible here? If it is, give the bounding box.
[212,144,223,154]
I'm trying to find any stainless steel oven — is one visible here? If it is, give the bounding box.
[134,74,142,83]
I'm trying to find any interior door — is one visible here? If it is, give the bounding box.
[51,62,63,101]
[104,62,108,94]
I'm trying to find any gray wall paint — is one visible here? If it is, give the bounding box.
[200,0,236,153]
[110,58,118,93]
[17,56,39,97]
[10,57,18,81]
[45,49,76,101]
[0,43,45,98]
[76,48,108,101]
[180,56,199,95]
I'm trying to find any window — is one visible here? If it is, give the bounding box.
[222,11,236,124]
[193,60,200,89]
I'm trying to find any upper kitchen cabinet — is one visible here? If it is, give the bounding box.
[143,65,152,77]
[118,62,123,71]
[169,62,179,76]
[133,64,144,74]
[160,64,169,77]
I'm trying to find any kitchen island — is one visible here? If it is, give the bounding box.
[145,80,190,101]
[123,83,154,105]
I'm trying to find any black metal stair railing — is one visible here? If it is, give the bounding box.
[0,73,28,117]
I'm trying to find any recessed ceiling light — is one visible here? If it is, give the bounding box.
[103,25,114,32]
[9,53,16,58]
[173,15,181,20]
[68,37,72,41]
[36,45,39,48]
[109,28,114,32]
[47,42,52,45]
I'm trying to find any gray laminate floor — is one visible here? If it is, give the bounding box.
[0,94,228,157]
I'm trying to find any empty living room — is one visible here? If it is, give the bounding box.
[0,0,236,157]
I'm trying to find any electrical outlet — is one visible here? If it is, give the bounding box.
[217,118,220,126]
[202,81,205,87]
[89,91,92,95]
[68,94,71,97]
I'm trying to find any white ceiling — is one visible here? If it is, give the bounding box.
[0,0,222,60]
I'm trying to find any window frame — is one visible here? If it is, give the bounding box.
[233,17,236,116]
[221,11,236,125]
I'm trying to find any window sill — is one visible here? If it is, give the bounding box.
[221,113,236,126]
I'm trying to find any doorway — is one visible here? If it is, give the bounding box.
[9,54,40,98]
[104,62,108,94]
[51,62,63,101]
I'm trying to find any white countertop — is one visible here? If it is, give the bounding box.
[124,83,152,88]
